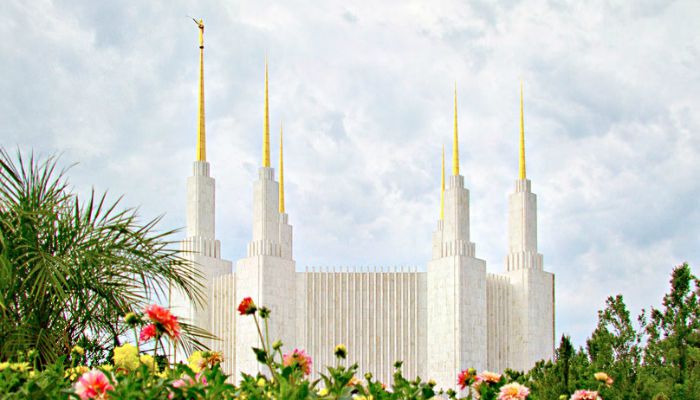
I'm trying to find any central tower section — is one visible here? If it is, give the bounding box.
[426,87,487,391]
[235,61,296,378]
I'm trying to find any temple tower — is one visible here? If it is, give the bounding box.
[427,86,487,390]
[504,83,555,371]
[234,62,296,378]
[172,18,232,349]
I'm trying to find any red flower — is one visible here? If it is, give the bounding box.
[144,304,181,340]
[139,324,157,343]
[73,369,114,399]
[458,369,473,390]
[237,297,257,315]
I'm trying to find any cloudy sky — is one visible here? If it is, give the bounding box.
[2,0,699,346]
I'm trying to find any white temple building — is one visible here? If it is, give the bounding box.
[170,21,555,392]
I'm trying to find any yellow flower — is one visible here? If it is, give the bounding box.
[187,351,204,373]
[318,388,329,396]
[140,354,157,371]
[71,345,85,356]
[10,362,31,372]
[28,370,37,378]
[156,370,169,379]
[113,343,139,370]
[594,371,614,387]
[594,372,609,381]
[99,364,113,372]
[0,362,10,371]
[257,377,266,387]
[65,365,89,381]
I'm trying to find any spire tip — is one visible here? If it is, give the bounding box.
[519,81,526,180]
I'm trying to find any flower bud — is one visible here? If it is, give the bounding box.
[124,312,141,326]
[258,306,271,319]
[334,344,347,359]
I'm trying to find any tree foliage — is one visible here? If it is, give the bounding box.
[0,149,207,365]
[522,263,700,399]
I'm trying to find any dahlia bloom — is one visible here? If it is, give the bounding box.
[283,348,313,375]
[139,354,156,371]
[478,371,502,383]
[594,372,613,386]
[498,382,530,400]
[458,369,474,389]
[139,324,157,343]
[144,304,181,339]
[188,351,205,373]
[73,369,114,399]
[570,390,601,400]
[113,343,139,371]
[237,297,257,315]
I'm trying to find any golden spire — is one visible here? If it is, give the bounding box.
[440,145,445,220]
[194,18,206,161]
[279,122,285,213]
[452,83,460,176]
[263,59,271,167]
[519,81,526,180]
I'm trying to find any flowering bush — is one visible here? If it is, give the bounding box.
[0,300,614,399]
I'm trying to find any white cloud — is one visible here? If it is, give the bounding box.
[2,0,699,346]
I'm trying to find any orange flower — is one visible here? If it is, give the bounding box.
[282,348,312,375]
[237,297,257,315]
[478,371,502,383]
[144,304,181,340]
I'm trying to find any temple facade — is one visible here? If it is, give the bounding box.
[170,21,555,393]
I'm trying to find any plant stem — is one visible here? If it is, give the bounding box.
[264,318,272,362]
[253,314,277,380]
[133,327,140,353]
[153,336,159,374]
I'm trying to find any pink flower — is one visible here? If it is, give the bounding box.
[571,390,601,400]
[168,378,189,400]
[139,324,157,343]
[195,371,208,385]
[172,379,188,388]
[282,348,312,375]
[498,382,530,400]
[144,304,181,339]
[73,369,114,399]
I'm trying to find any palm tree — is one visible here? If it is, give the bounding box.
[0,148,209,366]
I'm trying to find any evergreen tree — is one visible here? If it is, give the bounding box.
[586,295,642,399]
[640,263,700,398]
[525,335,593,399]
